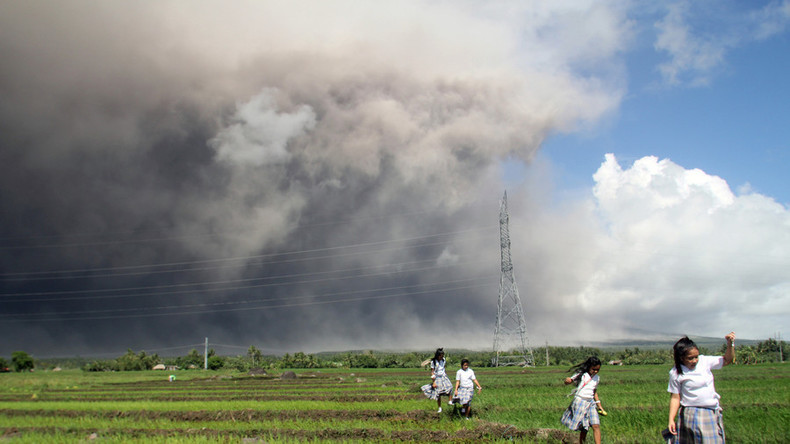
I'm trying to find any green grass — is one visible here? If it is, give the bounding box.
[0,364,788,443]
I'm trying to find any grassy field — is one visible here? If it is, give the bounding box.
[0,363,788,443]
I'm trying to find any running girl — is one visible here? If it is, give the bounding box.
[453,358,482,420]
[561,356,604,444]
[420,348,453,413]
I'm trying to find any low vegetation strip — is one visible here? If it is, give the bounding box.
[2,408,429,421]
[0,394,419,403]
[1,424,576,443]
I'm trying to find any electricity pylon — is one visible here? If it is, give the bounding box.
[493,191,535,367]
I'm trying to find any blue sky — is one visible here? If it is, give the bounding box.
[501,1,790,343]
[534,2,790,206]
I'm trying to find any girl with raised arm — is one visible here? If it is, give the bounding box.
[667,332,735,443]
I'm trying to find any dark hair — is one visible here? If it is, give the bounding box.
[568,356,601,383]
[673,336,698,375]
[432,348,444,365]
[460,358,470,367]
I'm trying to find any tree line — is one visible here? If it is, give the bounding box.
[4,338,785,372]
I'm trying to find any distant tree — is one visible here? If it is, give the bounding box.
[145,352,162,369]
[83,359,118,372]
[117,350,140,371]
[347,351,378,368]
[248,345,263,367]
[0,357,10,372]
[734,345,758,364]
[727,338,788,364]
[115,349,161,371]
[466,352,495,368]
[225,355,250,372]
[177,349,204,369]
[11,351,34,372]
[379,353,403,368]
[399,352,423,368]
[756,338,787,361]
[35,357,93,370]
[207,355,225,370]
[292,351,319,368]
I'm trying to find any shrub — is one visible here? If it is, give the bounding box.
[11,351,34,372]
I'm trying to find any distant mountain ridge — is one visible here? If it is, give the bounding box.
[581,335,760,351]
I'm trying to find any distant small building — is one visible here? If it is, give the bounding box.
[153,364,179,371]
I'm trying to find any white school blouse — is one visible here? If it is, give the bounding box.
[572,372,599,400]
[455,368,476,388]
[667,355,724,408]
[431,359,447,377]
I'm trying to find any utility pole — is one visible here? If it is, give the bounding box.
[545,340,549,366]
[492,191,535,367]
[204,337,208,370]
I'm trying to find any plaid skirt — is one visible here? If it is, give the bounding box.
[421,374,452,400]
[561,396,600,431]
[676,406,725,443]
[455,386,474,405]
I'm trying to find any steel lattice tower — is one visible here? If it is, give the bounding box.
[493,191,535,367]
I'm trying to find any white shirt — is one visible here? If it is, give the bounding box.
[455,368,476,388]
[572,372,599,400]
[431,359,447,377]
[667,355,724,408]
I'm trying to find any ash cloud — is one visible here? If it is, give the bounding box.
[0,1,628,356]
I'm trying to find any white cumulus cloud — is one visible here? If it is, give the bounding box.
[524,154,790,340]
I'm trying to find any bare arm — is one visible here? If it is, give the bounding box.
[668,393,680,435]
[723,332,736,366]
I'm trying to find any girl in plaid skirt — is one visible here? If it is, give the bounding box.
[453,358,482,420]
[561,356,604,444]
[420,348,453,413]
[667,332,735,443]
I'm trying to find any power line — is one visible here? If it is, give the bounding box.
[0,225,496,279]
[0,255,491,303]
[2,275,493,319]
[0,231,494,283]
[0,216,500,328]
[0,255,471,298]
[0,280,496,323]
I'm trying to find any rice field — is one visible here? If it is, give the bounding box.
[0,363,788,443]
